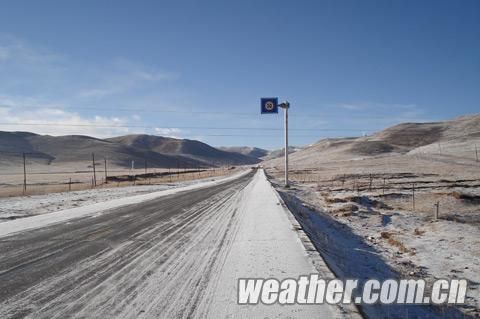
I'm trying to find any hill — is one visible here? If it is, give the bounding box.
[0,132,260,170]
[261,146,303,161]
[218,146,269,160]
[107,135,260,166]
[264,114,480,168]
[0,132,202,169]
[219,146,304,161]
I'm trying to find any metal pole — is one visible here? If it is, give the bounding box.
[285,104,289,187]
[279,102,289,187]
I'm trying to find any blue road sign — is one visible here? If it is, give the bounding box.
[261,97,278,114]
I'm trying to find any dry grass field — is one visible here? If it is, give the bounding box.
[268,153,480,223]
[0,163,237,198]
[264,115,480,317]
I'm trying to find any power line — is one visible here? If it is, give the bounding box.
[4,122,478,135]
[2,123,478,139]
[0,104,425,119]
[0,105,253,116]
[0,134,330,142]
[0,122,373,132]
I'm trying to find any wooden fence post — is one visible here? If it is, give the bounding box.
[177,160,180,181]
[92,153,97,187]
[104,158,108,184]
[412,183,415,212]
[434,201,439,220]
[23,152,27,195]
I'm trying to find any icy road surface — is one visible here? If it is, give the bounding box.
[0,169,338,318]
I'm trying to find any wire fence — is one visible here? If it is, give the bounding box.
[0,152,238,198]
[268,166,480,224]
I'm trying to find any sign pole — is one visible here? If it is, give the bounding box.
[260,97,289,187]
[279,101,290,187]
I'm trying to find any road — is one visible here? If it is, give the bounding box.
[0,169,337,318]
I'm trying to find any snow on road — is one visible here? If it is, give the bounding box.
[197,169,339,318]
[0,169,250,238]
[0,169,346,318]
[0,171,246,222]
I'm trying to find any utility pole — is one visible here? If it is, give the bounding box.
[177,160,180,180]
[279,101,290,187]
[23,152,27,195]
[131,160,135,184]
[383,177,386,195]
[476,144,478,162]
[92,153,97,187]
[104,158,108,184]
[260,97,290,187]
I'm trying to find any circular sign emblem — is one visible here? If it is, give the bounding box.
[265,101,274,111]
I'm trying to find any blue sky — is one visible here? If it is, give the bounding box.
[0,0,479,149]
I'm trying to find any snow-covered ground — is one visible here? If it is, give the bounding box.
[200,170,357,318]
[274,180,480,318]
[0,170,252,237]
[0,171,245,222]
[0,169,356,318]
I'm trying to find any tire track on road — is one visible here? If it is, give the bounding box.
[0,170,255,319]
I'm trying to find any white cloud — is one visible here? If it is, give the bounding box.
[0,34,63,65]
[76,59,177,99]
[339,103,365,111]
[0,94,65,111]
[154,127,182,138]
[338,102,418,112]
[3,114,129,137]
[328,101,433,135]
[0,47,9,60]
[77,88,120,98]
[0,98,132,137]
[0,35,177,103]
[0,36,183,138]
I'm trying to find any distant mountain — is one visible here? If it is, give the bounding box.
[264,114,480,167]
[261,146,303,161]
[0,132,260,168]
[108,134,260,166]
[218,146,303,161]
[218,146,269,160]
